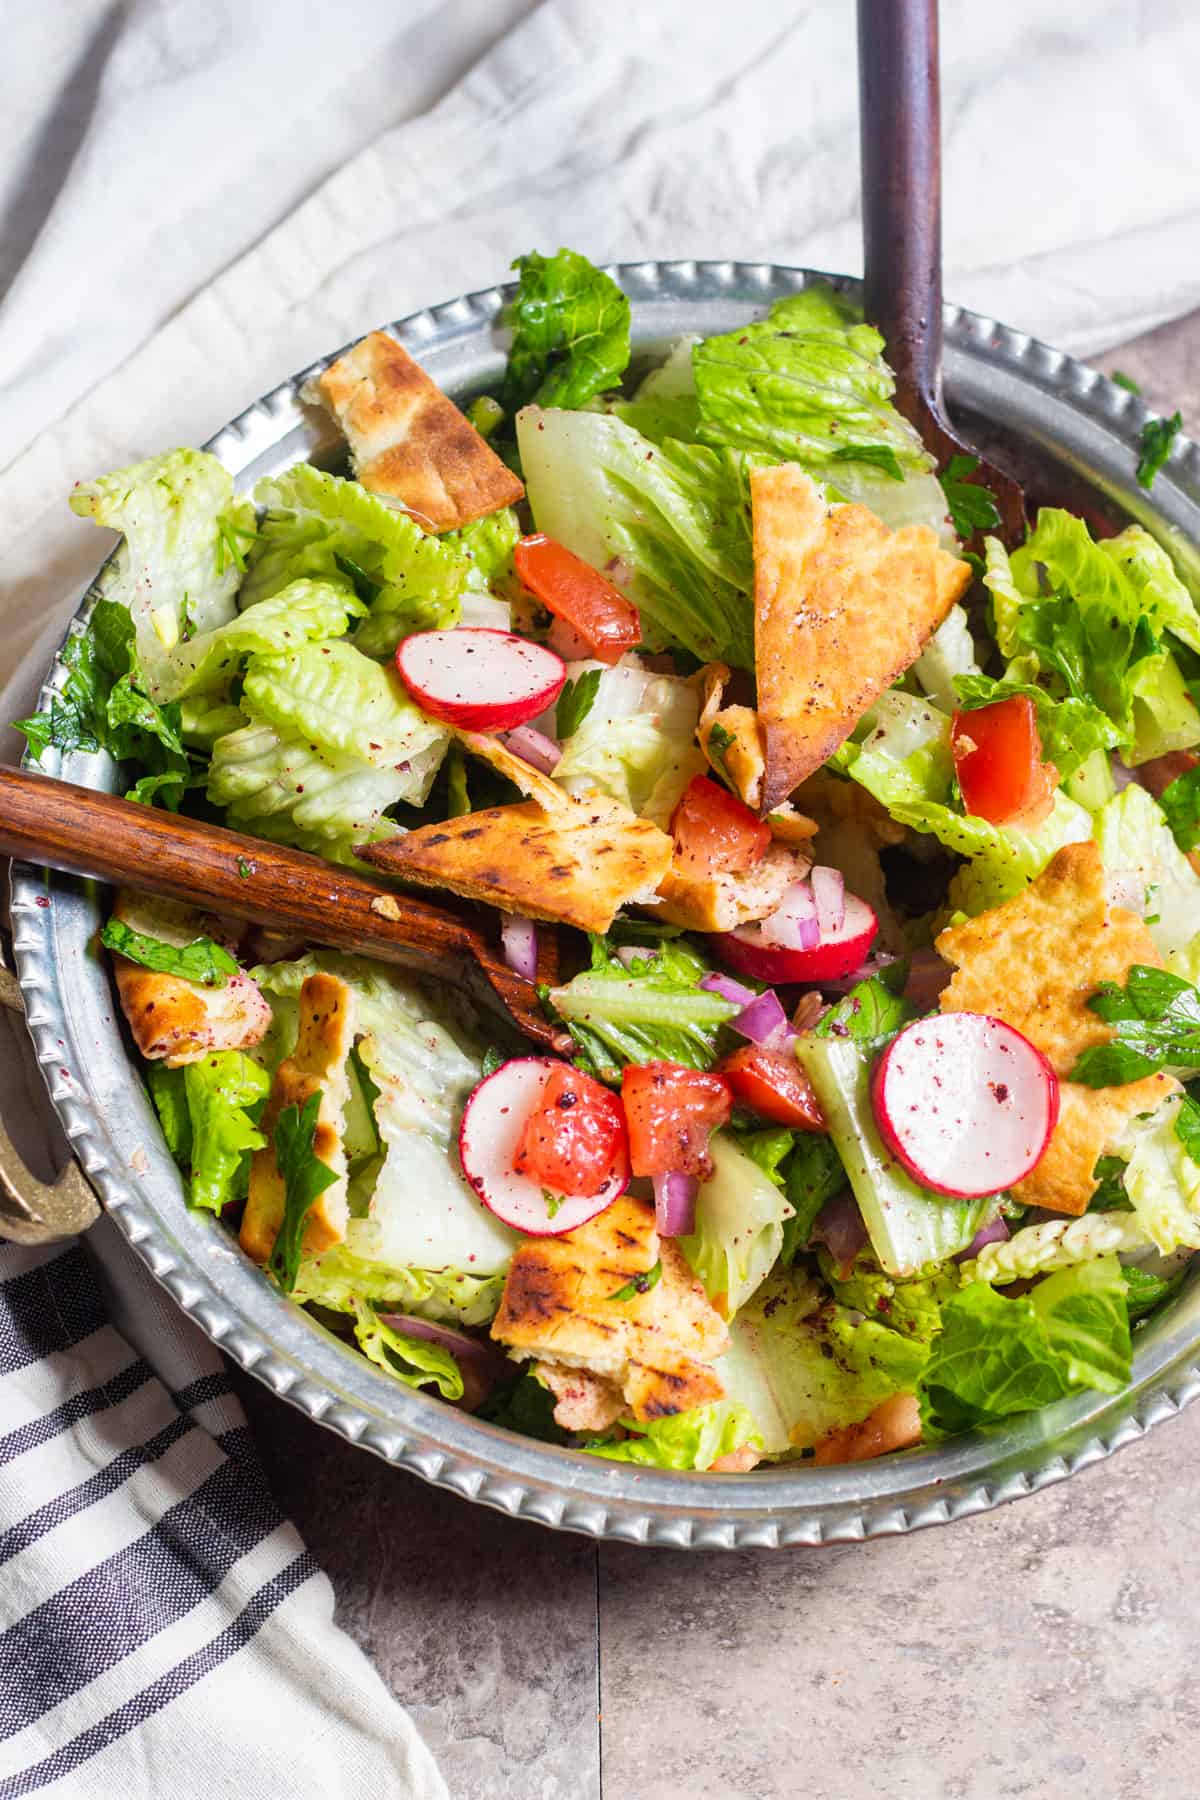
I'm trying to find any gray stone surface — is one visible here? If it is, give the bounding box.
[234,309,1200,1800]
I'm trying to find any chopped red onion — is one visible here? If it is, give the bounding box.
[762,1019,800,1054]
[653,1170,698,1236]
[756,879,819,950]
[699,972,757,1007]
[955,1215,1010,1263]
[616,944,659,969]
[810,865,845,935]
[376,1313,499,1364]
[501,914,538,980]
[812,1190,868,1273]
[501,724,561,773]
[731,987,790,1045]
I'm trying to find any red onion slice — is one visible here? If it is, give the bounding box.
[500,724,562,774]
[756,879,820,951]
[812,1190,868,1274]
[955,1214,1011,1263]
[731,987,790,1045]
[699,972,757,1007]
[375,1313,499,1364]
[653,1170,698,1236]
[501,914,538,980]
[810,865,846,935]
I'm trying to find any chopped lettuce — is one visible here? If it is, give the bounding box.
[246,464,467,655]
[551,658,705,825]
[164,579,364,699]
[679,1133,795,1318]
[919,1257,1131,1435]
[181,1050,270,1214]
[543,934,738,1081]
[913,606,980,712]
[67,449,252,701]
[1111,1091,1200,1254]
[501,248,631,413]
[349,1299,464,1400]
[796,1031,991,1276]
[963,1212,1152,1285]
[585,1401,761,1470]
[825,1256,957,1346]
[242,640,446,771]
[1095,783,1200,954]
[445,506,521,591]
[517,405,759,667]
[294,1251,503,1327]
[602,336,703,444]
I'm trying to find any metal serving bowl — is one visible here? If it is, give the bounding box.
[11,262,1200,1549]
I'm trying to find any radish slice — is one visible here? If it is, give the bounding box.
[811,866,846,935]
[756,880,819,950]
[713,893,878,984]
[458,1058,627,1235]
[396,629,566,732]
[871,1014,1060,1199]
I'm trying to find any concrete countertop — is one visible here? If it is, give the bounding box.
[236,308,1200,1800]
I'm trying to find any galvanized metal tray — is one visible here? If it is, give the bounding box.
[11,262,1200,1549]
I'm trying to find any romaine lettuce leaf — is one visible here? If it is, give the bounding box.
[517,405,759,667]
[601,336,703,444]
[294,1251,503,1326]
[349,1299,464,1399]
[242,640,447,771]
[543,933,738,1081]
[962,1211,1151,1285]
[501,248,631,413]
[165,579,364,699]
[182,1050,270,1214]
[913,606,980,712]
[1095,783,1200,954]
[679,1133,795,1319]
[1111,1090,1200,1254]
[444,506,521,591]
[584,1401,761,1470]
[919,1256,1131,1434]
[67,449,252,700]
[551,658,705,825]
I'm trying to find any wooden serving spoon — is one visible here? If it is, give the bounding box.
[0,766,570,1054]
[857,0,1027,547]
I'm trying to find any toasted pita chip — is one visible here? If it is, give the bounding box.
[109,891,270,1068]
[653,841,812,933]
[752,465,971,809]
[492,1195,728,1422]
[937,841,1171,1215]
[240,973,357,1265]
[307,331,524,531]
[697,662,768,809]
[936,842,1162,1078]
[534,1365,626,1433]
[1012,1074,1179,1216]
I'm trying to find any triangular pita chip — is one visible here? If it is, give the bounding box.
[1012,1074,1179,1216]
[752,464,971,809]
[307,331,524,531]
[491,1194,728,1422]
[241,973,357,1265]
[653,840,812,933]
[357,731,673,934]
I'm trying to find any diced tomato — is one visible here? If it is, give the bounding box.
[717,1045,827,1132]
[669,775,771,877]
[620,1062,732,1180]
[951,696,1059,827]
[513,534,641,665]
[512,1064,629,1197]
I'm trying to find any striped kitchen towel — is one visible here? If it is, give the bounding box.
[0,1222,447,1800]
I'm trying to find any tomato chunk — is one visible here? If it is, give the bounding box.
[513,534,641,665]
[951,696,1059,827]
[620,1062,732,1180]
[717,1045,827,1132]
[513,1064,629,1197]
[670,775,770,877]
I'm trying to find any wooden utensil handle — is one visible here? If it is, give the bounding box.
[857,0,943,420]
[0,767,567,1051]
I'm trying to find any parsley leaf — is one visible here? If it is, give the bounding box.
[481,1046,508,1078]
[1158,765,1200,854]
[555,668,602,739]
[705,719,736,788]
[610,1259,662,1301]
[1175,1093,1200,1163]
[215,511,257,576]
[541,1188,564,1219]
[829,442,904,482]
[1111,371,1140,395]
[814,965,913,1046]
[100,919,239,988]
[1136,410,1182,490]
[1071,965,1200,1085]
[940,454,1002,540]
[268,1092,339,1293]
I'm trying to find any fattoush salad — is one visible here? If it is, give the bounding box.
[23,249,1200,1471]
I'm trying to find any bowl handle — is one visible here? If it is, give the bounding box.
[0,962,100,1245]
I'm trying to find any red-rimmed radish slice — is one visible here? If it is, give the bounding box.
[871,1013,1060,1199]
[712,893,877,984]
[396,629,565,731]
[458,1058,627,1235]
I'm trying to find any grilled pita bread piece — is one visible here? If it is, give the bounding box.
[492,1194,729,1424]
[109,891,270,1068]
[653,840,812,933]
[534,1365,626,1433]
[358,730,674,935]
[240,973,357,1265]
[306,330,524,531]
[697,662,769,810]
[937,841,1175,1214]
[752,464,972,809]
